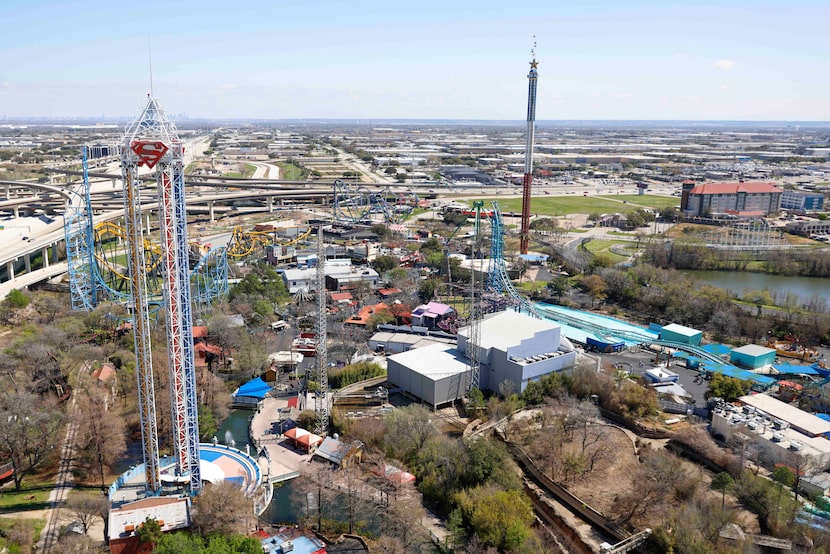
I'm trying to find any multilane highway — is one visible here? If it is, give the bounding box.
[0,165,664,300]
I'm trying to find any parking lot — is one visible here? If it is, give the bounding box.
[604,348,710,406]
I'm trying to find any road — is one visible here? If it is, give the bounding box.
[329,147,385,184]
[251,162,281,180]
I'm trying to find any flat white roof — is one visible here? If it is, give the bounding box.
[662,323,701,337]
[281,268,315,280]
[646,367,678,379]
[732,344,776,357]
[388,344,469,381]
[458,310,559,351]
[740,394,830,437]
[109,496,190,540]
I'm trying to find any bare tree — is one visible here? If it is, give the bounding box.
[72,385,127,488]
[292,461,336,532]
[786,450,816,503]
[380,493,431,553]
[59,534,105,554]
[0,389,63,491]
[66,493,108,534]
[339,465,362,534]
[191,481,254,536]
[612,448,690,526]
[35,294,68,325]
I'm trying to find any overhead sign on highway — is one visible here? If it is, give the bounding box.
[130,141,168,169]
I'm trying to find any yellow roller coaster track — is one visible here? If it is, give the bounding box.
[226,225,313,258]
[93,221,163,281]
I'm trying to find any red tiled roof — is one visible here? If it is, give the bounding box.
[330,292,353,302]
[689,182,781,195]
[297,433,324,447]
[378,287,402,297]
[91,363,116,383]
[195,342,222,355]
[345,302,391,326]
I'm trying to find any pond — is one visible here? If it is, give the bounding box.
[681,269,830,306]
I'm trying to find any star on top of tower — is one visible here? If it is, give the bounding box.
[530,59,538,69]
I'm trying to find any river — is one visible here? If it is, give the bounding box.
[682,269,830,305]
[216,409,382,531]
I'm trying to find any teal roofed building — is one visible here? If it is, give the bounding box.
[660,323,703,346]
[730,344,776,369]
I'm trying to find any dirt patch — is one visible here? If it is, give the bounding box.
[557,425,639,515]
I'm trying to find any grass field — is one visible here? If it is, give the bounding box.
[582,239,631,264]
[0,479,54,513]
[223,163,257,179]
[277,161,307,180]
[476,194,679,217]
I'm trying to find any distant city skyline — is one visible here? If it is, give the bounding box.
[1,0,828,121]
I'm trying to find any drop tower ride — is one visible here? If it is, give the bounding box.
[519,45,538,255]
[121,96,201,495]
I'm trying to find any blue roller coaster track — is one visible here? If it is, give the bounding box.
[64,147,229,312]
[486,201,540,318]
[483,202,734,361]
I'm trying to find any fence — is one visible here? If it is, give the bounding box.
[658,399,710,419]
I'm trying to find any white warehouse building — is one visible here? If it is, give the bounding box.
[386,310,576,408]
[711,394,830,472]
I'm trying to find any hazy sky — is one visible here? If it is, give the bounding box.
[1,0,827,120]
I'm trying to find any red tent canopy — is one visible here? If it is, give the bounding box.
[284,427,309,441]
[297,433,323,449]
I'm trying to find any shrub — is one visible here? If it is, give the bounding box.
[4,289,30,309]
[328,361,385,389]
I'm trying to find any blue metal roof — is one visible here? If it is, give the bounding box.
[700,361,777,386]
[702,343,732,356]
[773,363,820,376]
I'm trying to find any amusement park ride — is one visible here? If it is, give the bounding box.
[57,46,544,494]
[122,96,200,494]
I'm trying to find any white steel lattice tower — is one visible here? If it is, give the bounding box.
[315,227,329,436]
[467,203,484,392]
[121,96,201,495]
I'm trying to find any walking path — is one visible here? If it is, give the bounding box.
[35,412,78,553]
[249,396,311,482]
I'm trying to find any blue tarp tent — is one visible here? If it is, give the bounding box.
[233,377,272,399]
[772,363,820,376]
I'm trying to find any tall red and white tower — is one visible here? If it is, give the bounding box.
[121,96,201,495]
[519,44,539,255]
